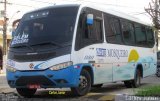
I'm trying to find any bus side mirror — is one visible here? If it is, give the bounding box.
[86,14,93,25]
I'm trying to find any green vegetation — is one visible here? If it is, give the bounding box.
[135,85,160,97]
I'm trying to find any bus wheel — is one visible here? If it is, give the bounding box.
[124,81,132,88]
[131,69,141,88]
[92,84,103,88]
[71,69,91,96]
[156,68,160,77]
[16,88,37,97]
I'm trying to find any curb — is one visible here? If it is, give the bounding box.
[98,95,115,101]
[115,94,160,101]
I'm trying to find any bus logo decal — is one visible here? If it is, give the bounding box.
[96,48,106,57]
[106,49,128,59]
[29,63,34,69]
[128,49,139,62]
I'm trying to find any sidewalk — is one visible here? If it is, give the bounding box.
[0,70,6,76]
[0,73,6,76]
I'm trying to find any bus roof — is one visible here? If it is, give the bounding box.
[24,4,152,26]
[25,4,79,14]
[80,4,152,26]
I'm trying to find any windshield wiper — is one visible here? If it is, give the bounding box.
[11,44,35,51]
[32,41,63,48]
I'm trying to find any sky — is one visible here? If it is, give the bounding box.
[0,0,153,25]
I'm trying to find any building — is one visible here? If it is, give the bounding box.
[0,18,12,71]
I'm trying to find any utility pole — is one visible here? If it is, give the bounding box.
[155,0,159,50]
[145,0,160,29]
[0,0,11,72]
[3,0,7,56]
[0,0,11,56]
[145,0,160,50]
[154,0,159,29]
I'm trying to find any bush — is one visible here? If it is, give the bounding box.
[135,85,160,97]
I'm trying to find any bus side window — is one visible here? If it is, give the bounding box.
[104,14,122,44]
[146,27,154,47]
[85,19,102,41]
[121,20,135,45]
[135,24,147,47]
[75,12,85,51]
[75,8,103,51]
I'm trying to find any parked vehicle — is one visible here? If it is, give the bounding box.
[156,51,160,77]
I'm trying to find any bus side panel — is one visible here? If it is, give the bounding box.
[136,46,157,77]
[111,44,157,81]
[71,44,113,84]
[94,63,113,84]
[113,62,135,82]
[141,57,157,77]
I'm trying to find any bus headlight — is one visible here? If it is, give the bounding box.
[49,61,73,71]
[6,65,17,72]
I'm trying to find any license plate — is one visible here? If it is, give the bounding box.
[28,84,40,89]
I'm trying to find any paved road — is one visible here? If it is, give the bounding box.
[0,74,160,101]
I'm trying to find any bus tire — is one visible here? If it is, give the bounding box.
[131,69,141,88]
[156,67,160,77]
[16,88,37,97]
[71,69,91,96]
[124,81,132,88]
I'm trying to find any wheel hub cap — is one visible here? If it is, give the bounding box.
[79,76,88,88]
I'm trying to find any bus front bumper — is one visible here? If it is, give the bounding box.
[6,66,80,88]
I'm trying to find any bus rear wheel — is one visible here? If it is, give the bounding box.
[71,69,91,96]
[132,69,141,88]
[124,81,132,88]
[124,69,141,88]
[156,67,160,77]
[16,88,37,97]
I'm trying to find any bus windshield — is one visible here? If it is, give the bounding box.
[11,6,79,47]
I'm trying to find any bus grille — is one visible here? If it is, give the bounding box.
[15,76,54,86]
[13,52,56,62]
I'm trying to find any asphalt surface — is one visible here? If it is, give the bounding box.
[0,74,160,101]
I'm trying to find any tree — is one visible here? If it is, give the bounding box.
[145,0,160,29]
